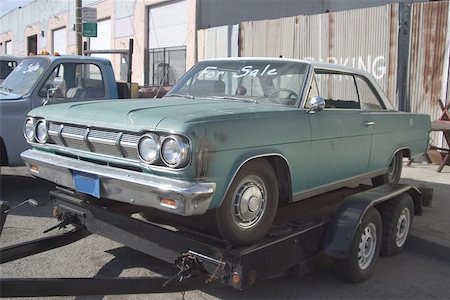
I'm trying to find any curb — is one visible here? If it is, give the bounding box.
[407,234,450,263]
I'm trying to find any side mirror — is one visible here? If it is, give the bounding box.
[45,77,66,105]
[307,96,326,113]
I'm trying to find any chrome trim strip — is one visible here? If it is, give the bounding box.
[58,124,66,146]
[115,132,126,157]
[88,136,117,145]
[292,169,387,202]
[84,128,93,152]
[21,149,216,216]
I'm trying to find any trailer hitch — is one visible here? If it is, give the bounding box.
[163,252,203,287]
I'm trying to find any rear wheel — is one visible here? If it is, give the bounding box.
[334,207,382,283]
[372,152,403,186]
[214,160,278,246]
[379,194,414,256]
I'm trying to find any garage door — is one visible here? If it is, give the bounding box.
[148,0,188,49]
[90,19,111,61]
[5,41,12,54]
[53,27,66,55]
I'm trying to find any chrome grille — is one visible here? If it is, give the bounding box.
[47,122,140,160]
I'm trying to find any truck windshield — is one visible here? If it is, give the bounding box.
[167,60,310,106]
[0,58,49,96]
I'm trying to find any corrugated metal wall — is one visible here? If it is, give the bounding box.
[409,1,450,125]
[238,4,399,104]
[408,1,450,146]
[197,25,239,60]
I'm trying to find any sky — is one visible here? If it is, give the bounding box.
[0,0,34,17]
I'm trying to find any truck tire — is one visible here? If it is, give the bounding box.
[372,152,402,186]
[334,207,382,283]
[214,160,279,246]
[379,193,414,256]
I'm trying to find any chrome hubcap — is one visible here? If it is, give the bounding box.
[358,223,377,270]
[396,207,411,247]
[231,175,266,229]
[387,155,397,180]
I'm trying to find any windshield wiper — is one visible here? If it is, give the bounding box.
[0,86,13,93]
[210,96,258,104]
[168,93,195,99]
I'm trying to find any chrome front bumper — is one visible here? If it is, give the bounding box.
[20,149,216,216]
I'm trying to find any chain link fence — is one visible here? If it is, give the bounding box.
[148,46,186,86]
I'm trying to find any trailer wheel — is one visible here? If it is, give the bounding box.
[334,207,382,283]
[215,160,278,246]
[372,152,402,186]
[379,194,414,256]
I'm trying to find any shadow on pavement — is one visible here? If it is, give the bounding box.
[0,173,55,218]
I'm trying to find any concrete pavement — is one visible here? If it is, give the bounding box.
[401,162,450,262]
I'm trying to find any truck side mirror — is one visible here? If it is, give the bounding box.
[45,77,66,105]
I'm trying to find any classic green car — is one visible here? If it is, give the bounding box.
[21,58,431,245]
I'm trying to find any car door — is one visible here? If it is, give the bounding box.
[354,75,406,172]
[305,70,373,189]
[33,62,107,107]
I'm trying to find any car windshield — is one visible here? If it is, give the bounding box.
[167,60,310,106]
[0,58,49,96]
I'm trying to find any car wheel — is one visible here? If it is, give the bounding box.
[379,193,414,256]
[215,160,278,246]
[372,151,403,186]
[334,207,382,283]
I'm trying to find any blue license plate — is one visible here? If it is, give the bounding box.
[73,171,100,198]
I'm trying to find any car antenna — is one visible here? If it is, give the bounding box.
[154,63,170,98]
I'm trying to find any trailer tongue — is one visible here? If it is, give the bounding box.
[0,184,425,297]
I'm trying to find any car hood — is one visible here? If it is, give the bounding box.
[28,97,289,132]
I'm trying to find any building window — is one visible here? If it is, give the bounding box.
[148,46,186,86]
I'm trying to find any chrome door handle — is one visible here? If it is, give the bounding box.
[364,121,375,127]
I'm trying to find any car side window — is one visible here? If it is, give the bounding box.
[315,72,360,109]
[355,75,385,110]
[39,64,65,98]
[39,63,105,100]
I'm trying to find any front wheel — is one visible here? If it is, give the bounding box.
[334,207,382,283]
[372,152,403,186]
[214,160,279,246]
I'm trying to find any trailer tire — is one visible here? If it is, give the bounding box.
[334,207,382,283]
[379,193,414,256]
[372,152,402,186]
[215,160,278,246]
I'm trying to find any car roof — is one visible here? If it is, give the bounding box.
[19,55,111,63]
[0,55,23,62]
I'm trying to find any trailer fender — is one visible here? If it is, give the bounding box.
[323,184,422,260]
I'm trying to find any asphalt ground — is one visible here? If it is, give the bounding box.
[0,164,450,299]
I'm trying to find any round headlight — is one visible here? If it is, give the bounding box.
[23,117,35,141]
[138,134,160,164]
[161,135,190,168]
[35,120,48,143]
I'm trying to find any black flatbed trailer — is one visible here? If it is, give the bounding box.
[0,183,425,297]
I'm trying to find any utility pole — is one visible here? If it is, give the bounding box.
[76,0,82,55]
